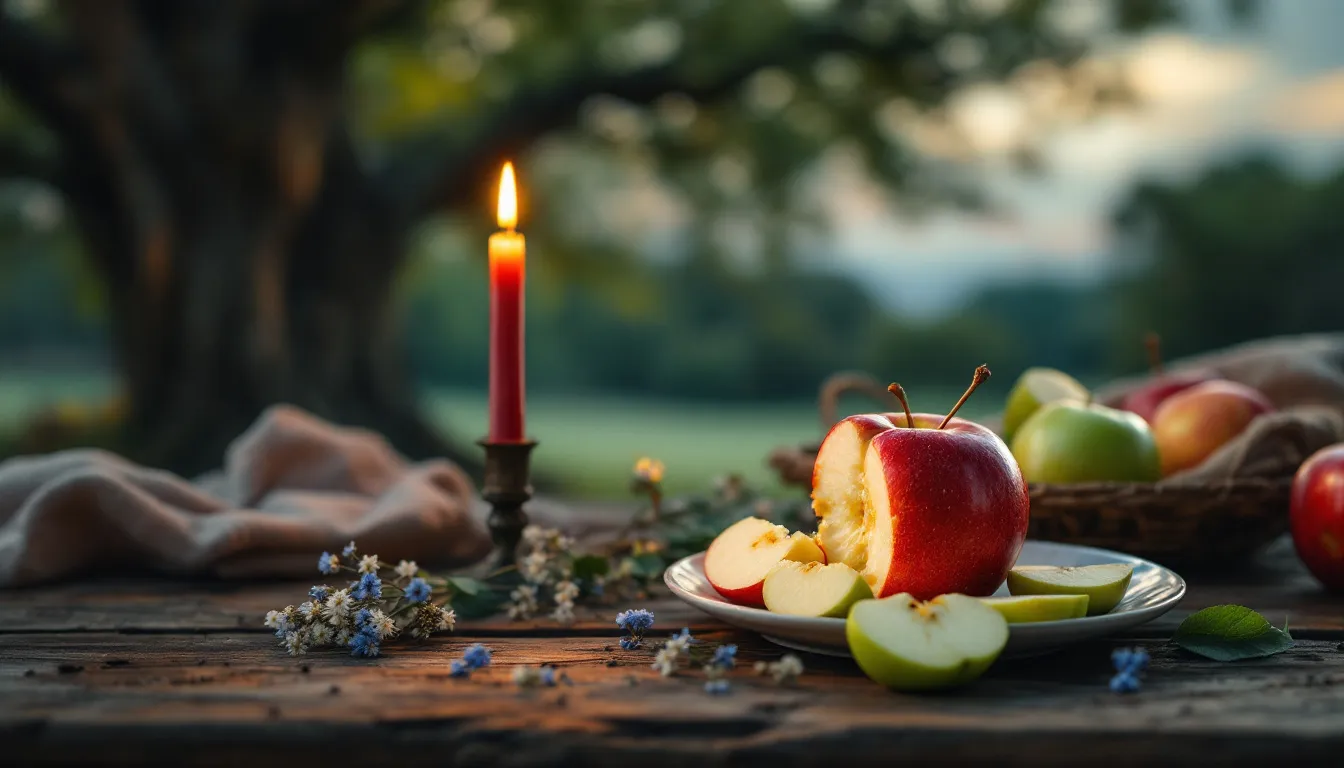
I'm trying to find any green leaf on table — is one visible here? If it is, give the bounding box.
[446,576,489,596]
[446,585,506,619]
[571,554,609,582]
[1173,605,1295,661]
[626,552,666,579]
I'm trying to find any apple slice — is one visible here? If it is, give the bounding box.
[979,594,1089,623]
[1006,564,1134,615]
[705,517,825,607]
[762,561,873,618]
[1002,367,1090,443]
[846,593,1009,691]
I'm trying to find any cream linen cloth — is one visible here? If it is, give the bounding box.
[0,405,493,587]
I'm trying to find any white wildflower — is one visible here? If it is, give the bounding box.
[394,560,419,579]
[358,554,381,574]
[335,627,354,646]
[522,525,548,547]
[652,647,679,677]
[753,660,770,675]
[520,551,551,583]
[264,610,284,630]
[554,533,576,553]
[324,588,353,624]
[439,607,456,631]
[512,665,542,687]
[767,654,804,684]
[367,609,398,641]
[281,631,308,657]
[554,580,579,603]
[298,601,320,620]
[550,602,575,626]
[665,634,691,656]
[307,623,334,646]
[506,584,539,620]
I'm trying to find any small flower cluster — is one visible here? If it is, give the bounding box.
[1110,647,1149,693]
[512,664,559,688]
[754,654,805,685]
[450,643,493,678]
[265,541,455,658]
[506,525,586,625]
[616,608,656,650]
[703,643,736,694]
[651,627,695,676]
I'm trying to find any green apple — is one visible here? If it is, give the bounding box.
[1006,564,1134,615]
[979,594,1089,623]
[763,561,874,618]
[846,593,1009,691]
[1010,401,1161,484]
[1002,368,1090,444]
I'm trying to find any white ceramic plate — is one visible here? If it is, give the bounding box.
[664,540,1185,657]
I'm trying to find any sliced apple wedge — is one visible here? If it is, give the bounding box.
[762,561,873,618]
[846,593,1009,691]
[1006,563,1134,615]
[704,517,825,607]
[979,594,1089,623]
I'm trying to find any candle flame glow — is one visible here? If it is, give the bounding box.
[497,162,517,230]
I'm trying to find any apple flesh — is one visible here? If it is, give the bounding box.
[979,594,1089,623]
[1151,380,1274,476]
[762,560,873,618]
[1290,443,1344,592]
[1120,369,1216,424]
[1002,367,1090,443]
[846,593,1009,691]
[1005,563,1133,615]
[704,517,824,607]
[1010,401,1161,484]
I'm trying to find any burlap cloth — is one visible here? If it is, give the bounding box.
[0,406,494,587]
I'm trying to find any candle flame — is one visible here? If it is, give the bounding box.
[497,162,517,230]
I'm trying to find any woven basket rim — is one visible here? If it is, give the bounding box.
[1029,476,1292,493]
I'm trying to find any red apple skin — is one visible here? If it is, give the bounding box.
[1290,444,1344,592]
[1119,369,1215,423]
[1151,380,1274,476]
[866,414,1030,600]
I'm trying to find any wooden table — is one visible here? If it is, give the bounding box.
[4,520,1344,767]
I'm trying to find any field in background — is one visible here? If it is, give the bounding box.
[2,370,981,498]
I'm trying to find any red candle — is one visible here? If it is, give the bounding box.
[488,162,526,442]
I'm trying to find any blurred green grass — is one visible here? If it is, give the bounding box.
[2,369,984,498]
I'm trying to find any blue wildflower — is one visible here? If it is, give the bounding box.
[619,636,641,651]
[704,679,731,695]
[318,552,339,574]
[342,541,358,558]
[352,571,382,601]
[462,643,492,670]
[671,627,693,642]
[540,666,558,687]
[1109,646,1148,693]
[1110,671,1140,694]
[615,609,655,634]
[450,659,471,678]
[309,585,331,602]
[354,607,374,629]
[404,577,431,604]
[348,629,381,658]
[711,644,737,669]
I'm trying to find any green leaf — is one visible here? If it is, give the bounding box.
[571,555,609,582]
[447,587,506,620]
[446,576,489,596]
[626,553,666,579]
[1174,605,1295,661]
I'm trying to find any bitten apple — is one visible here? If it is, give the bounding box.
[704,517,824,607]
[813,367,1030,601]
[1151,380,1274,476]
[1290,443,1344,592]
[762,560,873,618]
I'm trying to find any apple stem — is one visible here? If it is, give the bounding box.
[1145,332,1164,374]
[887,383,915,429]
[939,365,991,429]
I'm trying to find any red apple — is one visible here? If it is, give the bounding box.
[704,516,824,607]
[1151,380,1274,476]
[1290,443,1344,592]
[812,368,1030,601]
[1120,369,1216,424]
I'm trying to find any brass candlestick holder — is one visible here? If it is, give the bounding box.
[479,439,537,567]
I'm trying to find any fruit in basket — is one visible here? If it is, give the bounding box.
[1005,563,1134,615]
[979,594,1090,623]
[1119,333,1217,424]
[762,561,873,618]
[1002,367,1090,443]
[846,593,1009,691]
[1150,380,1274,476]
[1009,401,1161,484]
[812,366,1029,601]
[705,517,825,607]
[1290,443,1344,592]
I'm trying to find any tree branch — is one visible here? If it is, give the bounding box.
[402,22,939,217]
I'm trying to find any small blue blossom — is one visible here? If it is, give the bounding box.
[450,659,470,678]
[619,637,641,651]
[354,607,374,629]
[704,679,731,695]
[318,552,339,574]
[671,627,693,642]
[615,609,655,634]
[351,571,382,601]
[1110,671,1140,694]
[540,666,558,687]
[309,585,330,602]
[342,541,358,558]
[462,643,492,670]
[710,644,737,669]
[1112,646,1150,674]
[348,629,381,658]
[404,577,431,604]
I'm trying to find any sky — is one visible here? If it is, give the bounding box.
[821,0,1344,317]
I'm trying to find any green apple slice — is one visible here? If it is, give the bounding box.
[1006,564,1134,615]
[763,561,873,618]
[845,593,1009,691]
[1002,367,1090,443]
[979,594,1089,623]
